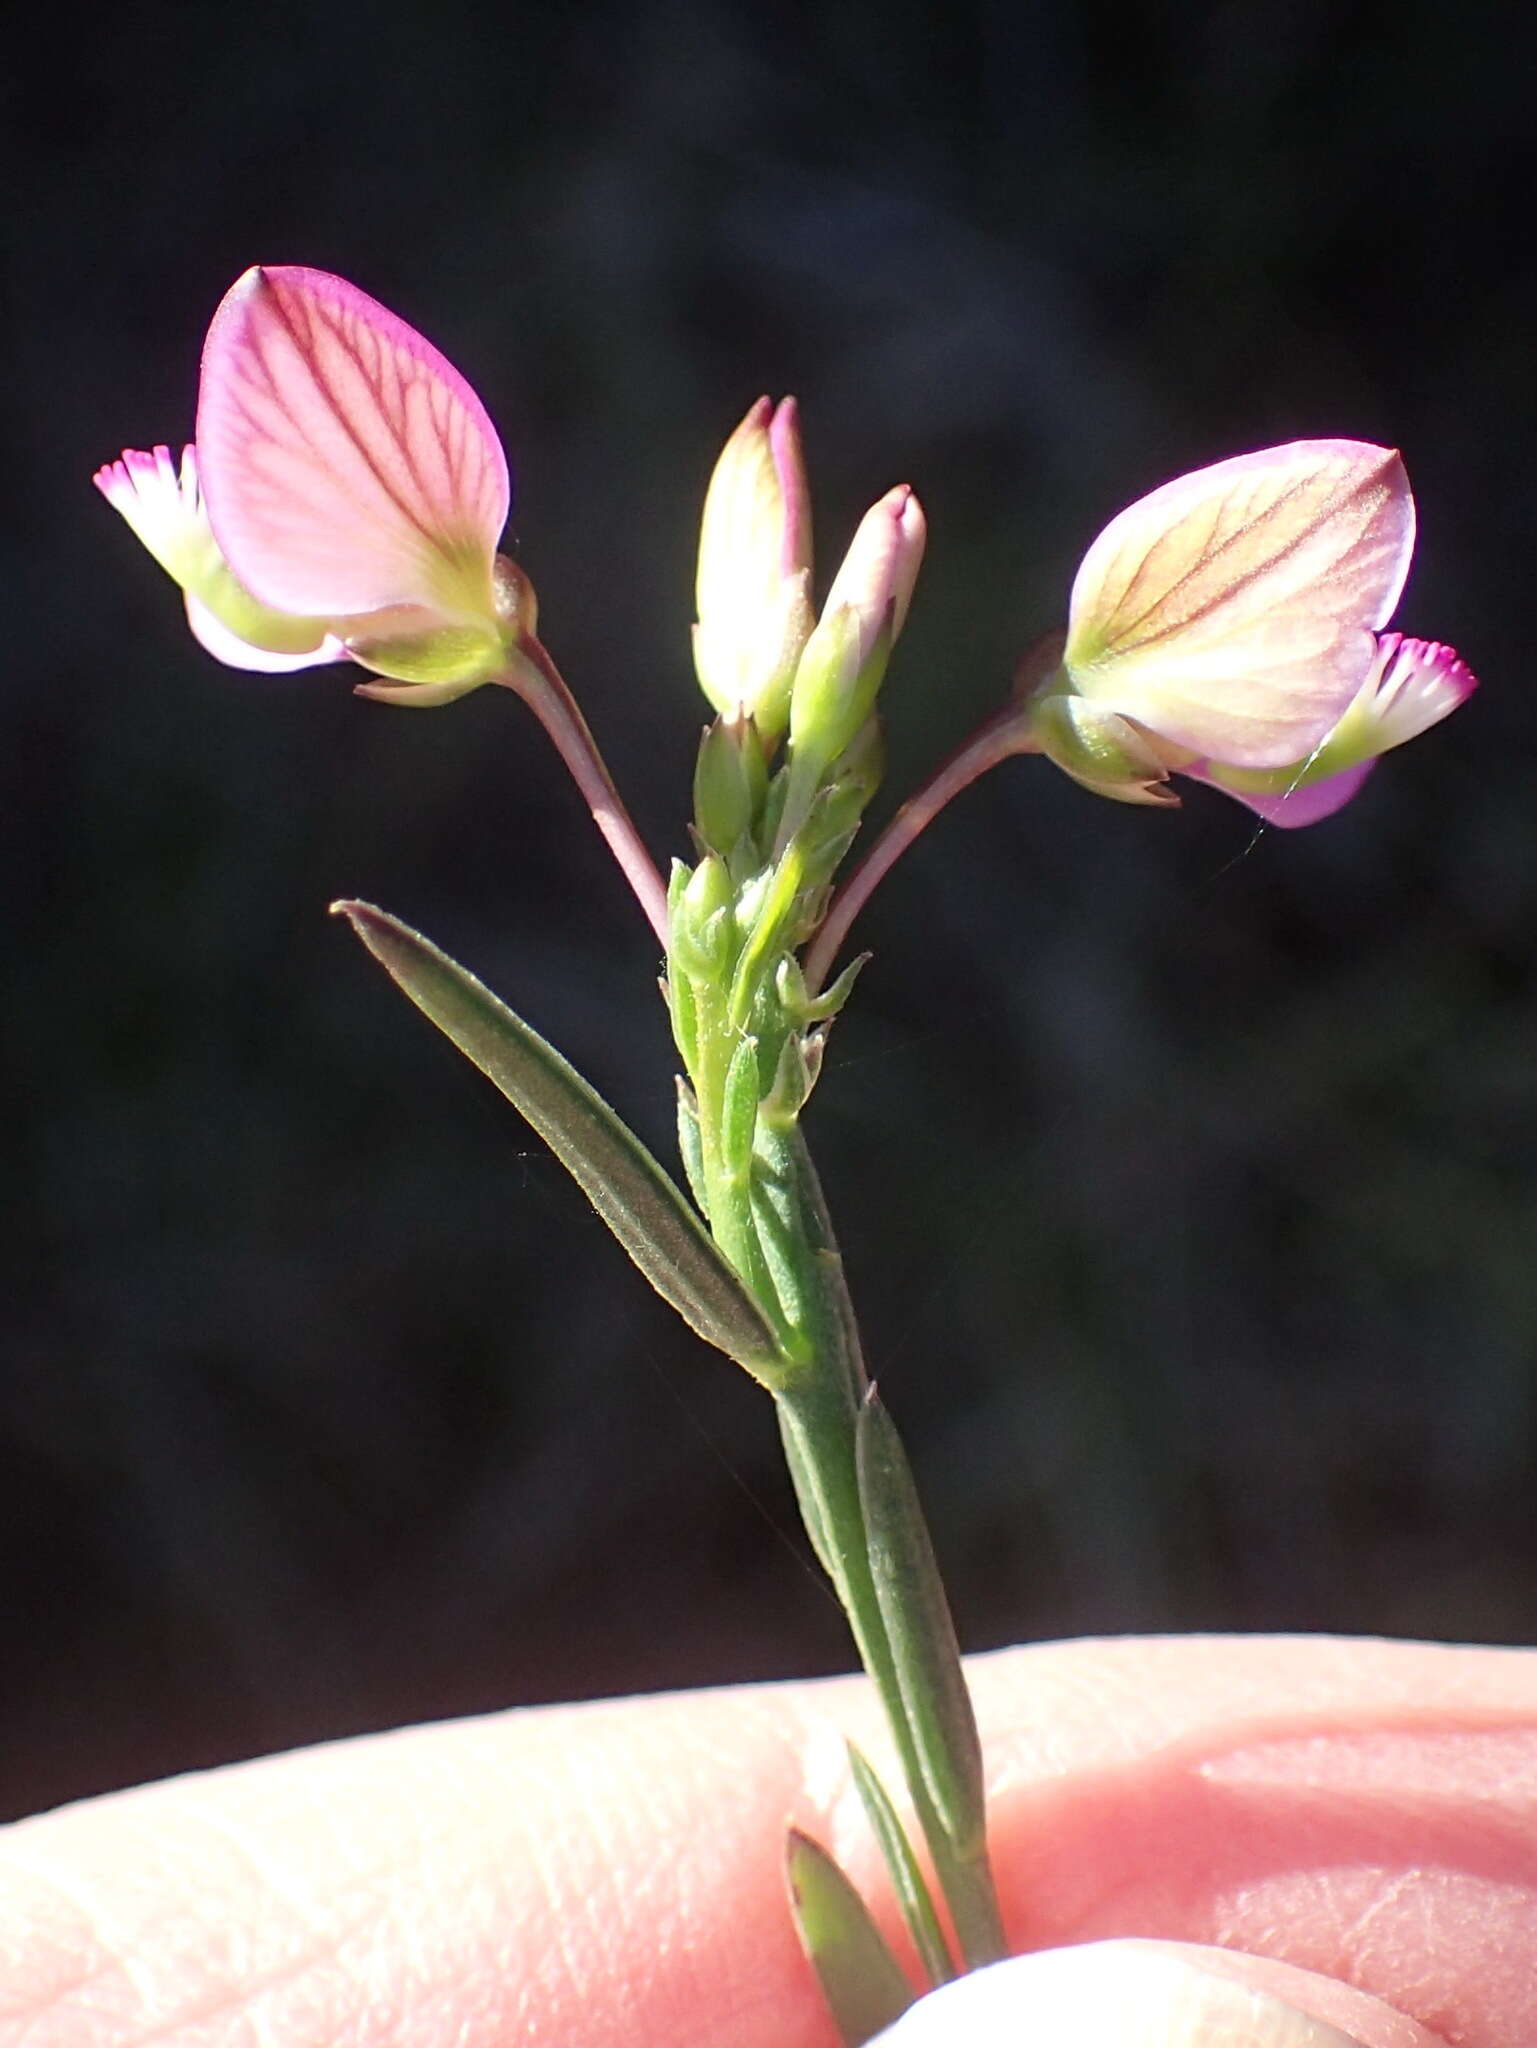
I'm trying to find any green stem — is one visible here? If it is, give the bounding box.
[763,1133,1006,1969]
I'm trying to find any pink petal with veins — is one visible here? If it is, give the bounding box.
[1068,442,1415,770]
[196,266,509,619]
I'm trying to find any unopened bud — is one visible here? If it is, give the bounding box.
[693,713,769,854]
[788,485,925,779]
[693,397,814,738]
[670,854,738,979]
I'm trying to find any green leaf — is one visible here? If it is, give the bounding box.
[720,1032,761,1187]
[855,1389,986,1859]
[845,1743,954,1989]
[333,901,785,1387]
[785,1828,915,2046]
[775,1398,843,1595]
[674,1079,709,1216]
[728,838,805,1027]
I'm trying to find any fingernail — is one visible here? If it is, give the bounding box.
[876,1941,1370,2044]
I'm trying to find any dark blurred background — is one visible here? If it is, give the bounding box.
[5,0,1535,1822]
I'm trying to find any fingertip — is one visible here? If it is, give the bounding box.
[874,1941,1445,2048]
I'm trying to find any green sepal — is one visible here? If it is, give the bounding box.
[845,1743,954,1991]
[855,1389,987,1860]
[785,1828,915,2047]
[788,950,869,1025]
[759,1030,815,1131]
[333,900,785,1387]
[347,619,506,691]
[693,713,768,855]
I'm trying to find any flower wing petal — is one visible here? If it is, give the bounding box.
[196,266,509,619]
[1066,441,1415,768]
[1185,758,1376,828]
[184,594,345,673]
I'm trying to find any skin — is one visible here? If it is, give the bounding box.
[1,1635,1533,2047]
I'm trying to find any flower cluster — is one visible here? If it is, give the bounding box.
[99,267,1475,844]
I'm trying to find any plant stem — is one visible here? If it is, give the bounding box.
[759,1131,1006,1969]
[804,704,1033,994]
[497,639,671,947]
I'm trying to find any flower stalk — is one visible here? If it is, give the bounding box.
[495,635,671,946]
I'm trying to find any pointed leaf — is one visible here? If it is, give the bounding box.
[845,1744,954,1989]
[674,1079,709,1216]
[775,1399,843,1596]
[856,1390,986,1860]
[786,1828,915,2046]
[334,901,784,1384]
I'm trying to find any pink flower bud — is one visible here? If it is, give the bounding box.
[692,396,814,737]
[788,485,926,771]
[818,483,926,671]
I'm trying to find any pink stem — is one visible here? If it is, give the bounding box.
[497,639,671,947]
[804,703,1033,992]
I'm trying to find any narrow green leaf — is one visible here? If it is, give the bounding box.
[334,901,784,1386]
[845,1744,954,1989]
[775,1398,843,1595]
[785,1828,915,2046]
[720,1032,760,1187]
[728,838,805,1027]
[674,1079,709,1216]
[666,959,698,1071]
[855,1389,986,1859]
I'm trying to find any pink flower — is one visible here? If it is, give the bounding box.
[1030,441,1476,823]
[96,266,516,698]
